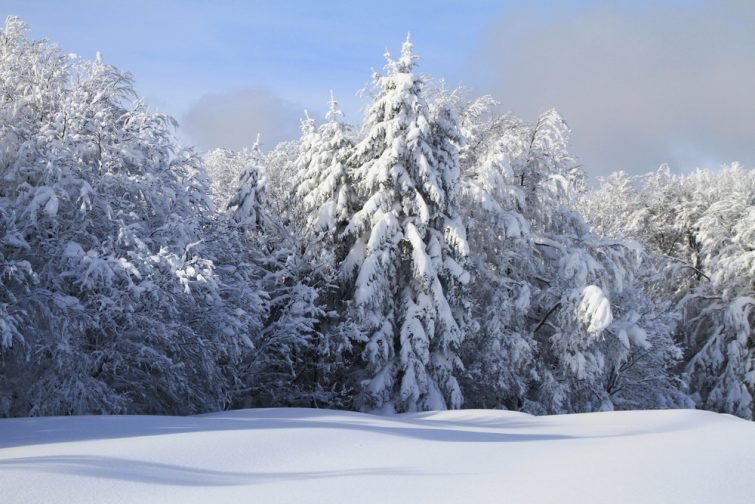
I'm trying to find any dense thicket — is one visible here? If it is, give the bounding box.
[581,166,755,418]
[0,16,262,415]
[2,18,751,419]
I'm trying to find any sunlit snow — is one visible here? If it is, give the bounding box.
[2,408,754,504]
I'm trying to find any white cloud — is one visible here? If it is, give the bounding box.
[181,88,305,151]
[473,1,755,178]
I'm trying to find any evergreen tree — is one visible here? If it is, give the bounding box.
[296,92,356,241]
[224,133,339,408]
[228,135,267,230]
[343,36,470,412]
[204,148,254,213]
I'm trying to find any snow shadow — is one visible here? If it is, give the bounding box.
[1,408,711,450]
[0,455,435,486]
[0,410,575,449]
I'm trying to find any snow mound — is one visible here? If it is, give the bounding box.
[1,408,754,504]
[578,284,613,334]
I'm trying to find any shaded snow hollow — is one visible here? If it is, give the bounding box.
[1,408,754,503]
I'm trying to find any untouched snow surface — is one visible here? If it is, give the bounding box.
[1,408,754,504]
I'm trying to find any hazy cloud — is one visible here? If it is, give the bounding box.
[182,88,305,151]
[474,1,755,178]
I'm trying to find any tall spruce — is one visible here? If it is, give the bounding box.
[296,92,356,241]
[343,36,470,412]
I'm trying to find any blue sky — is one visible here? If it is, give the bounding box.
[4,0,753,178]
[6,1,504,119]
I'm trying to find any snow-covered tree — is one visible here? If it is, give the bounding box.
[0,16,261,416]
[228,135,268,229]
[680,166,755,418]
[584,164,755,418]
[204,148,252,212]
[0,17,726,418]
[295,92,356,240]
[219,130,353,408]
[342,36,470,412]
[454,96,687,413]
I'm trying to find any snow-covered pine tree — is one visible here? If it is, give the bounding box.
[292,110,319,207]
[228,134,267,230]
[264,138,306,231]
[222,132,341,408]
[204,148,253,212]
[296,92,356,242]
[285,95,362,404]
[343,36,470,413]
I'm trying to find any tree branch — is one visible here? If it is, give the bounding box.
[534,302,561,333]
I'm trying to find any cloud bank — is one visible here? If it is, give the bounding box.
[475,1,755,178]
[182,88,305,151]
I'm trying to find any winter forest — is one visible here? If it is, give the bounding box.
[1,16,754,421]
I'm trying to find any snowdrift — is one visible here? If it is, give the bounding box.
[2,408,754,503]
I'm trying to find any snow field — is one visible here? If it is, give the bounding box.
[2,408,754,504]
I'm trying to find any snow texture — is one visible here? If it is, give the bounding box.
[2,407,754,504]
[578,285,613,334]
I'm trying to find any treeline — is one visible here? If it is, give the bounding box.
[1,18,752,418]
